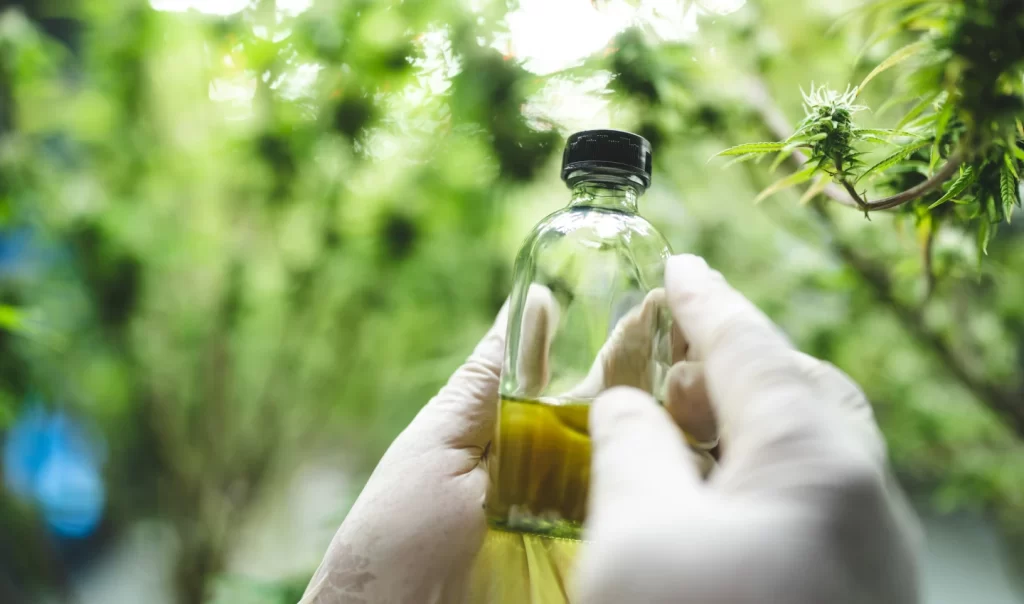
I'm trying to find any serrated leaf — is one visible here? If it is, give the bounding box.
[856,140,931,182]
[858,41,927,93]
[715,142,787,157]
[896,92,940,130]
[754,166,816,203]
[721,153,766,169]
[1001,161,1019,223]
[1003,152,1020,179]
[1011,143,1024,162]
[853,128,921,138]
[978,220,990,257]
[928,165,976,209]
[784,132,814,146]
[799,175,830,205]
[861,135,896,146]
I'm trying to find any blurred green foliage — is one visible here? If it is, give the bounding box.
[0,0,1022,602]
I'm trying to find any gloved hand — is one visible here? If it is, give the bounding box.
[300,281,714,603]
[299,298,516,604]
[576,254,921,604]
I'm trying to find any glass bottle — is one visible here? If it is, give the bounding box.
[486,130,674,540]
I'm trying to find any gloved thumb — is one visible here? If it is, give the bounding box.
[588,387,702,521]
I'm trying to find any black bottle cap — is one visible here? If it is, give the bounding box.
[560,129,653,188]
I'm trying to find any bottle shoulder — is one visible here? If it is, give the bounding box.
[514,206,671,292]
[522,206,671,256]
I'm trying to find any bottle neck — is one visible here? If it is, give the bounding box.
[567,173,643,213]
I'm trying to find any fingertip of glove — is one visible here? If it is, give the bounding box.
[665,255,726,303]
[591,387,659,437]
[667,253,709,272]
[666,254,711,285]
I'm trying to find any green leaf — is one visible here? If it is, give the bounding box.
[858,41,927,93]
[1003,151,1020,179]
[784,127,817,145]
[895,92,940,130]
[852,128,921,138]
[861,135,896,146]
[798,175,830,205]
[721,153,766,169]
[930,100,955,173]
[714,142,787,157]
[876,94,917,117]
[1001,161,1020,223]
[754,166,816,203]
[1010,140,1024,162]
[977,220,991,257]
[768,149,793,172]
[928,166,976,209]
[856,140,930,182]
[984,193,999,224]
[898,2,945,29]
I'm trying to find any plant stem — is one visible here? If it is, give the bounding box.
[838,151,966,211]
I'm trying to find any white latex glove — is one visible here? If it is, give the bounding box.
[300,286,573,604]
[577,254,922,604]
[301,281,714,603]
[562,287,717,463]
[299,301,515,604]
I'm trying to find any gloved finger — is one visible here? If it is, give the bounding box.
[689,448,716,478]
[664,361,718,450]
[665,255,871,490]
[671,318,688,364]
[588,387,702,520]
[562,288,665,399]
[416,284,560,452]
[516,284,561,397]
[561,289,719,452]
[416,301,511,451]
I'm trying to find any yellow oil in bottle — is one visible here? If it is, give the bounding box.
[486,396,592,540]
[468,529,581,603]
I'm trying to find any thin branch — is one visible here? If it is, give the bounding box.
[839,151,966,211]
[745,77,965,212]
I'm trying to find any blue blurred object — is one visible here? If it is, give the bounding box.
[3,404,106,538]
[0,227,34,277]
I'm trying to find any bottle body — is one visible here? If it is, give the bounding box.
[486,194,673,539]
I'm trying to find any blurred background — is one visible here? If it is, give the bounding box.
[0,0,1022,602]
